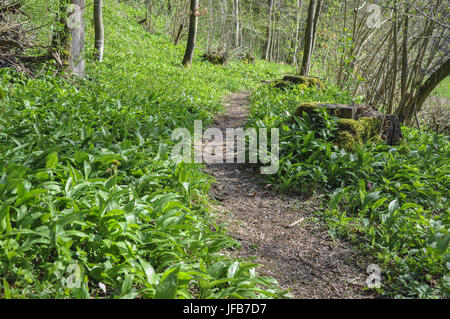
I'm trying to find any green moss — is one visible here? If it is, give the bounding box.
[336,117,382,151]
[336,131,357,151]
[337,119,365,144]
[359,117,381,139]
[297,102,321,110]
[292,102,321,119]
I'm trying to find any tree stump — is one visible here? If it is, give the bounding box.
[273,75,324,90]
[291,103,403,150]
[200,52,228,65]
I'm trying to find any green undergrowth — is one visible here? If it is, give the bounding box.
[248,83,449,298]
[0,1,291,299]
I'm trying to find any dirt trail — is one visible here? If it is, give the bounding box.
[204,91,375,298]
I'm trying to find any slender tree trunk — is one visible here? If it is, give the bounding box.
[310,0,323,62]
[182,0,199,68]
[93,0,104,62]
[68,0,85,78]
[387,0,398,114]
[219,0,228,47]
[400,3,409,107]
[292,0,304,66]
[336,0,347,85]
[233,0,240,47]
[174,23,184,46]
[300,0,317,75]
[206,0,213,52]
[263,0,274,60]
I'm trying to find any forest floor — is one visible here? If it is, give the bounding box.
[204,91,377,298]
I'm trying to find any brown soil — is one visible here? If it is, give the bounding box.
[204,91,376,299]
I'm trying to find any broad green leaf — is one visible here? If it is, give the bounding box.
[46,152,58,169]
[154,266,179,299]
[138,257,157,285]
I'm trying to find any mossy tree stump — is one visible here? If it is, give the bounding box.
[273,75,325,91]
[292,103,403,151]
[200,52,229,65]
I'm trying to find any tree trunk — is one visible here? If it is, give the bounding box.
[310,0,323,55]
[263,0,274,60]
[93,0,104,62]
[233,0,240,47]
[399,3,409,109]
[206,0,213,52]
[68,0,85,78]
[387,0,398,114]
[174,23,184,46]
[399,57,450,124]
[182,0,199,68]
[299,0,317,76]
[292,0,304,66]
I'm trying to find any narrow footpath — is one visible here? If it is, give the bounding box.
[203,91,375,298]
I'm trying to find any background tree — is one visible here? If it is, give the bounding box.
[182,0,199,68]
[299,0,317,75]
[94,0,104,62]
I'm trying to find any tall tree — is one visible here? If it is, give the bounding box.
[93,0,104,62]
[292,0,304,66]
[262,0,274,60]
[233,0,240,47]
[182,0,199,68]
[299,0,317,75]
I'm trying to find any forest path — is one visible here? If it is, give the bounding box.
[203,91,375,298]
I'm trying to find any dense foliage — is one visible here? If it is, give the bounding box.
[248,83,450,298]
[0,0,448,300]
[0,1,292,298]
